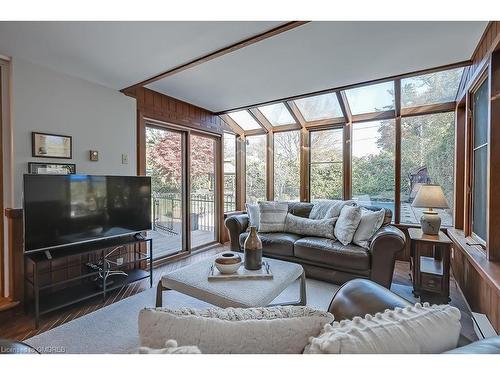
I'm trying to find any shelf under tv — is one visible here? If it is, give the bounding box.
[24,235,153,328]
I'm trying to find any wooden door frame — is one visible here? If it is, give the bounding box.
[139,115,223,261]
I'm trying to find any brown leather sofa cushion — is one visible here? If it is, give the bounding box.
[294,237,370,271]
[239,232,303,257]
[287,202,314,218]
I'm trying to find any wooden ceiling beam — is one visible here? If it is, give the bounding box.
[286,101,307,128]
[400,101,456,118]
[249,108,273,132]
[122,21,309,93]
[220,114,244,136]
[337,91,352,123]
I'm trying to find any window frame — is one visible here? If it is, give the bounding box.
[468,73,489,247]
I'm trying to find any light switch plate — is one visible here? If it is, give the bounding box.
[122,154,129,164]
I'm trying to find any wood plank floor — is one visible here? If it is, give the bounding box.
[0,244,476,342]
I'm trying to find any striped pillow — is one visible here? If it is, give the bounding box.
[258,201,288,232]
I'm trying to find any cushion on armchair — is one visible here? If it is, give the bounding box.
[304,302,461,354]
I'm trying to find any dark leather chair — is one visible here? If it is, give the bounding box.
[225,202,405,288]
[328,279,500,354]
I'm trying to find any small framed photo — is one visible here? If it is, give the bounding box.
[32,132,72,159]
[28,162,76,175]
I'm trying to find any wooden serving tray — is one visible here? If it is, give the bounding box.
[208,261,273,281]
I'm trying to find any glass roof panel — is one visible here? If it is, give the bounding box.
[401,67,464,108]
[344,81,395,115]
[228,110,262,131]
[293,93,343,121]
[258,103,295,126]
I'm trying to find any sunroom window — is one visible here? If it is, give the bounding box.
[352,120,395,213]
[293,93,343,121]
[401,67,464,108]
[344,81,395,114]
[228,110,262,131]
[258,103,295,127]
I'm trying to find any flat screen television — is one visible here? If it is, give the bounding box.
[23,174,152,253]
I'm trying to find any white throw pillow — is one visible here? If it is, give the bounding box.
[309,200,353,220]
[285,214,337,239]
[139,306,334,354]
[334,205,362,245]
[304,303,461,354]
[258,201,288,232]
[352,208,385,249]
[245,203,260,230]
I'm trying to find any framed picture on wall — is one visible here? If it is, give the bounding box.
[28,162,76,175]
[32,132,72,159]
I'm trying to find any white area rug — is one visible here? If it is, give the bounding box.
[26,278,339,354]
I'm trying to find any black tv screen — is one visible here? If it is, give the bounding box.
[23,174,152,253]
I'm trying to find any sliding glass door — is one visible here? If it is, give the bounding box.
[190,133,217,248]
[146,125,187,259]
[145,123,219,259]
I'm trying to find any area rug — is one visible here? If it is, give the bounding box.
[26,278,339,354]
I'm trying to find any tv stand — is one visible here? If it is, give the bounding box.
[24,236,153,328]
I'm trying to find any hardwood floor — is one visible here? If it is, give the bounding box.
[0,244,476,342]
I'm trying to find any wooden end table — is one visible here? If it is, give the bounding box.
[408,228,452,304]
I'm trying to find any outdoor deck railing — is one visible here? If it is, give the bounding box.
[153,193,235,233]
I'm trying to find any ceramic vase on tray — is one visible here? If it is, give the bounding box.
[244,226,262,270]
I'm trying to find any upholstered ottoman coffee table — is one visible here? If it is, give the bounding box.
[156,256,306,308]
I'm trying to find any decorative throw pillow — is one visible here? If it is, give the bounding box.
[245,203,260,230]
[137,339,201,354]
[258,201,288,232]
[139,306,334,354]
[309,200,353,220]
[352,208,385,249]
[334,205,362,245]
[285,214,336,239]
[304,303,461,354]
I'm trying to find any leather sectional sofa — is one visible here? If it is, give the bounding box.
[225,202,406,288]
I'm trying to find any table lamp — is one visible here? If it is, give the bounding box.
[411,184,449,235]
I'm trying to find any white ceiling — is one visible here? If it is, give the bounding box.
[0,21,283,89]
[148,21,487,112]
[0,21,488,112]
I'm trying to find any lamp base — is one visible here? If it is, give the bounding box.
[420,211,441,235]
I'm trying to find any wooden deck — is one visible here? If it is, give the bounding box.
[148,228,216,258]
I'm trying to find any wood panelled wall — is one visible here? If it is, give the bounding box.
[125,87,229,136]
[457,22,500,97]
[451,21,500,333]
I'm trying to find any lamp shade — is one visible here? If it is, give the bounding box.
[412,184,449,209]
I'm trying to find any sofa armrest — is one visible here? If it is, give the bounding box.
[224,214,249,251]
[328,279,411,321]
[369,225,406,288]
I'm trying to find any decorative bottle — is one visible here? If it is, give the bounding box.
[243,226,262,270]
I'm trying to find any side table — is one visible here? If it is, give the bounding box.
[408,228,452,304]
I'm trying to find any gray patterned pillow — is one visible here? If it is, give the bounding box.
[334,205,362,245]
[309,199,354,219]
[285,214,336,239]
[258,201,288,232]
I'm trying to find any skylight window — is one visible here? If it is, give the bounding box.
[228,110,262,131]
[401,67,464,108]
[293,93,343,122]
[258,103,295,126]
[344,81,395,115]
